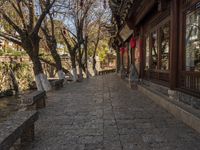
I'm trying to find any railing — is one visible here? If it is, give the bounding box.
[179,71,200,97]
[144,69,170,85]
[98,69,116,75]
[143,70,200,97]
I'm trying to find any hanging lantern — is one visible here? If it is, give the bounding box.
[120,47,125,54]
[130,37,136,49]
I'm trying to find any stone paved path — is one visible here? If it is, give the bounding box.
[26,74,200,150]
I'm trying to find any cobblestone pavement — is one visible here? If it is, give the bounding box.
[26,74,200,150]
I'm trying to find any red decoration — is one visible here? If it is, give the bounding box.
[120,47,125,54]
[130,37,136,49]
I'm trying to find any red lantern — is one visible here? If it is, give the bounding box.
[120,47,125,54]
[130,37,136,49]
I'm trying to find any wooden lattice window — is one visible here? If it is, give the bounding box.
[185,3,200,72]
[179,1,200,96]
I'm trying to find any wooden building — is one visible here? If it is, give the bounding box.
[109,0,200,109]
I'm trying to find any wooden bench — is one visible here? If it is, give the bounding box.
[50,79,64,90]
[23,91,46,110]
[0,111,39,150]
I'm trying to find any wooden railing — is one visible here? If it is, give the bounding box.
[144,69,170,85]
[179,71,200,96]
[98,69,116,75]
[143,70,200,97]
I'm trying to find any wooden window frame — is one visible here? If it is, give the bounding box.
[145,17,171,71]
[143,17,171,85]
[178,0,200,97]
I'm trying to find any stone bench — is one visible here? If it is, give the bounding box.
[50,79,64,90]
[0,111,39,150]
[23,91,46,110]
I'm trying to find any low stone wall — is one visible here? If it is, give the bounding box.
[142,80,169,96]
[138,85,200,134]
[168,90,200,110]
[142,80,200,110]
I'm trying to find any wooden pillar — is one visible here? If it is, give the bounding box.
[116,47,121,72]
[130,48,133,65]
[127,44,130,74]
[121,52,124,67]
[140,27,144,79]
[169,0,179,89]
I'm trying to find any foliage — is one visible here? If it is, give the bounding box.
[0,0,113,92]
[98,44,109,62]
[0,62,34,92]
[0,48,26,56]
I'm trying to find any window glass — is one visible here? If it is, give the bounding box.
[151,31,158,69]
[160,22,170,70]
[145,35,150,69]
[185,8,200,72]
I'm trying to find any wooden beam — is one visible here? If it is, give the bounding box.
[134,0,156,26]
[158,0,168,11]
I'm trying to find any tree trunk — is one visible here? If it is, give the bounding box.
[70,54,78,81]
[78,48,83,80]
[72,68,78,82]
[31,55,51,91]
[84,36,89,78]
[47,37,65,79]
[9,69,19,95]
[50,46,65,80]
[92,53,97,75]
[92,23,101,76]
[28,38,51,91]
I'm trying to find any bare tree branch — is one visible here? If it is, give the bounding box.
[32,0,56,35]
[0,32,22,46]
[0,10,23,35]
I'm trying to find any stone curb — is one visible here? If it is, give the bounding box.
[138,85,200,134]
